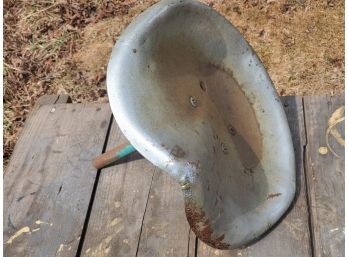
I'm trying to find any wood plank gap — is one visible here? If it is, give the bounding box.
[54,94,72,104]
[80,120,155,256]
[4,103,111,257]
[187,229,197,257]
[188,229,197,257]
[187,229,191,257]
[135,171,155,257]
[302,95,345,256]
[53,96,60,104]
[301,97,316,257]
[75,114,114,257]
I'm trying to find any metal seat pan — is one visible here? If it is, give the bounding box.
[107,0,295,249]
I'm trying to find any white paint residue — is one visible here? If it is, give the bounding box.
[35,220,53,227]
[104,247,110,255]
[115,225,124,234]
[6,220,55,245]
[85,236,113,257]
[330,228,340,233]
[58,244,65,252]
[104,235,113,245]
[114,201,121,208]
[35,220,48,225]
[109,217,122,227]
[319,147,328,155]
[6,227,31,244]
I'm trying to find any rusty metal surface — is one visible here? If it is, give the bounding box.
[107,0,296,249]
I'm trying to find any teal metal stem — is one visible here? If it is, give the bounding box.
[92,142,137,169]
[116,144,136,158]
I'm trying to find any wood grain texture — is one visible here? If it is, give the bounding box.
[81,120,155,257]
[303,95,345,257]
[4,103,111,257]
[136,169,192,257]
[195,96,312,257]
[4,95,344,257]
[5,94,71,174]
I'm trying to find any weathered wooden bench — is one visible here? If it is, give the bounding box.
[4,95,344,257]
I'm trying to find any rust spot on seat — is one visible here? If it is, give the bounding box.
[185,202,229,249]
[267,193,282,199]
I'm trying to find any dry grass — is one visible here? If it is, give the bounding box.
[3,0,344,165]
[205,0,344,95]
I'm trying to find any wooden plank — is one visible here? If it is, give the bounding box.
[303,95,344,257]
[35,94,72,109]
[4,103,112,257]
[81,120,155,257]
[195,96,312,257]
[136,169,192,257]
[4,95,71,174]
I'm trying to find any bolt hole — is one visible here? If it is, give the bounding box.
[189,96,198,107]
[228,125,237,136]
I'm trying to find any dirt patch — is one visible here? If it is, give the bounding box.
[73,17,123,73]
[3,0,344,166]
[74,42,113,73]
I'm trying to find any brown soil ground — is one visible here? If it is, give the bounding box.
[4,0,344,165]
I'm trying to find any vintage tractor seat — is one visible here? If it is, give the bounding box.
[107,0,296,249]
